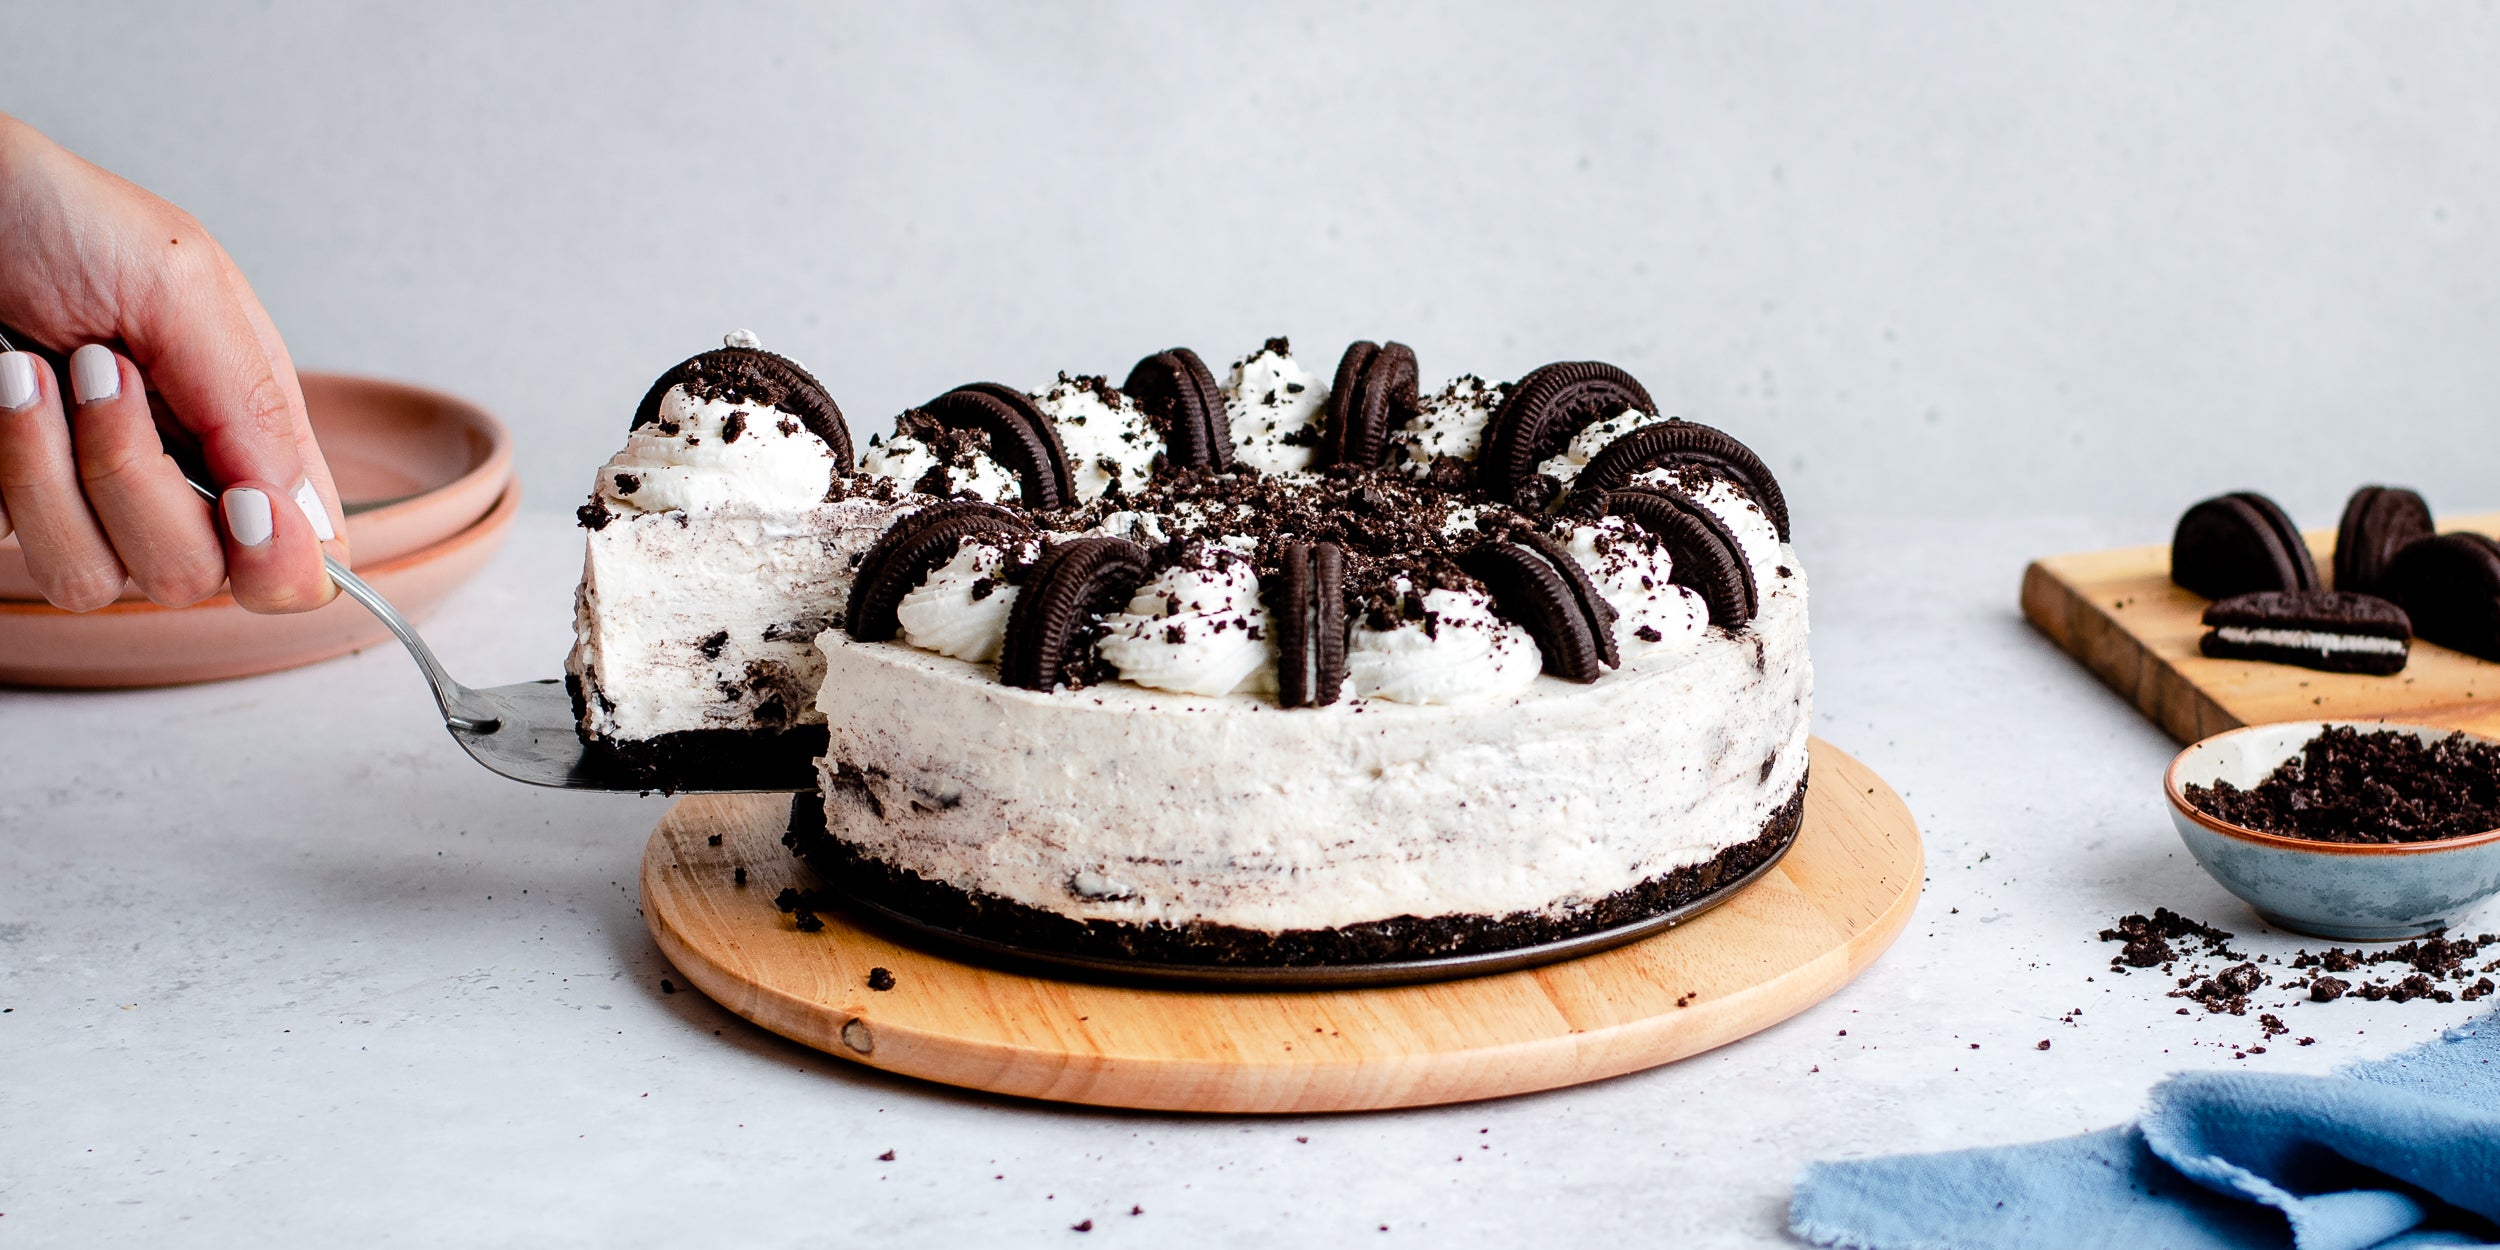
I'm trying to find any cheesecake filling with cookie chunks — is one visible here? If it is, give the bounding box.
[565,332,914,783]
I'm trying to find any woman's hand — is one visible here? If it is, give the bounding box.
[0,113,342,613]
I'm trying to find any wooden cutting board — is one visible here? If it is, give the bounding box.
[640,737,1921,1113]
[2021,511,2500,744]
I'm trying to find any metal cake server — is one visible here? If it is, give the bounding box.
[167,460,810,794]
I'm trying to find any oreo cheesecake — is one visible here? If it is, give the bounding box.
[573,334,1812,962]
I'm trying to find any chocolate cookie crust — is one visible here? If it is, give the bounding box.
[783,773,1808,966]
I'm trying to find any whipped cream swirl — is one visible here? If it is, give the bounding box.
[1391,375,1506,476]
[1224,341,1327,476]
[859,423,1023,504]
[1563,517,1707,659]
[596,385,837,513]
[1344,579,1542,705]
[1095,546,1278,697]
[1036,376,1158,504]
[894,535,1035,662]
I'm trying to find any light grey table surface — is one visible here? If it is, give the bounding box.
[5,512,2493,1247]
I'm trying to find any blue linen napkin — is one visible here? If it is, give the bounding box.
[1789,1011,2500,1250]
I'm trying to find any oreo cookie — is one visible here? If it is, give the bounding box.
[844,501,1032,642]
[1123,348,1232,473]
[2384,532,2500,663]
[1565,421,1790,542]
[1461,530,1619,682]
[1269,541,1349,707]
[2334,485,2436,597]
[999,536,1153,690]
[2198,590,2412,676]
[1319,341,1419,469]
[1477,362,1658,507]
[1601,487,1759,626]
[633,343,852,467]
[921,383,1075,510]
[2171,492,2318,599]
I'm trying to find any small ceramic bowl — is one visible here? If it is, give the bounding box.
[0,371,511,601]
[2165,721,2500,940]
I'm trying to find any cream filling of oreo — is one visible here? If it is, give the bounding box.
[1095,551,1278,697]
[1224,343,1327,476]
[811,548,1810,932]
[2211,626,2408,656]
[1035,377,1157,503]
[857,430,1023,504]
[1391,375,1505,474]
[895,536,1034,664]
[1344,580,1543,706]
[568,497,910,741]
[596,385,837,514]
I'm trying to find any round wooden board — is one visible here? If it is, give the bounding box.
[642,737,1922,1113]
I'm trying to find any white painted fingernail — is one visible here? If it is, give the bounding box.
[69,344,120,405]
[292,478,337,541]
[0,352,35,411]
[222,487,274,547]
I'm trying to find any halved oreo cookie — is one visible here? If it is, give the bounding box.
[633,344,852,467]
[844,501,1032,642]
[2171,492,2318,599]
[1601,487,1759,626]
[1564,422,1790,543]
[1477,362,1658,507]
[2384,532,2500,663]
[1461,530,1619,682]
[1269,542,1348,707]
[1000,536,1154,690]
[921,383,1074,510]
[1123,348,1232,473]
[2334,485,2436,597]
[1320,341,1420,469]
[2199,590,2411,676]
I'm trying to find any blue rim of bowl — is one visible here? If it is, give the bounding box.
[2163,722,2500,856]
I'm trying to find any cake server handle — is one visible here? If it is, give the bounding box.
[169,464,500,734]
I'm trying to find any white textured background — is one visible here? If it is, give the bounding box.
[7,2,2497,528]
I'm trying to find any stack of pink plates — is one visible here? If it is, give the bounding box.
[0,373,517,688]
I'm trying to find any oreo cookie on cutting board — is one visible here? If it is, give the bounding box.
[2198,590,2411,677]
[2333,485,2436,597]
[2171,491,2318,600]
[2383,532,2500,663]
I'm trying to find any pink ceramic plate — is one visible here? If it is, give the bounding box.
[0,480,519,689]
[0,371,511,601]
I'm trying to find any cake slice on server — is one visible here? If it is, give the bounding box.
[565,333,915,786]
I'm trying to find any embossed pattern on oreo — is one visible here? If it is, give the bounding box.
[2385,531,2500,663]
[844,501,1032,642]
[1271,541,1349,707]
[2172,491,2318,600]
[2334,485,2436,597]
[1321,340,1419,469]
[633,346,853,467]
[1602,486,1759,626]
[1461,532,1618,681]
[1123,348,1231,473]
[1567,421,1790,542]
[921,383,1073,510]
[1477,362,1657,506]
[1000,536,1154,690]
